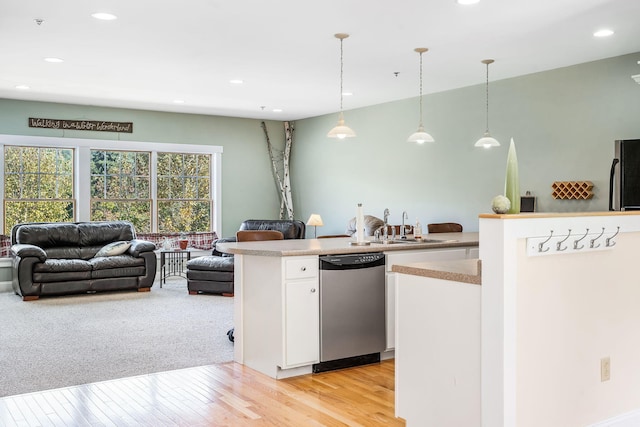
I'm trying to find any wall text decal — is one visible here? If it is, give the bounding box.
[28,117,133,133]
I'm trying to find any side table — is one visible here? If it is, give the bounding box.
[159,249,191,287]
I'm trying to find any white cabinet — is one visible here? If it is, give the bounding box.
[283,257,319,368]
[236,244,478,378]
[385,247,473,350]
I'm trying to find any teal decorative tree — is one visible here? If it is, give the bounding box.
[505,138,520,214]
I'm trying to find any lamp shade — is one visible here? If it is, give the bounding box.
[306,214,324,227]
[327,112,356,139]
[407,126,435,144]
[474,132,500,148]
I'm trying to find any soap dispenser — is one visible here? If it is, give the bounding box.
[414,219,422,240]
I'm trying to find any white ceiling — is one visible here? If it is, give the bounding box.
[1,0,640,121]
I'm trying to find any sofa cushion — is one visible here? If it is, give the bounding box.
[78,221,135,247]
[187,256,234,272]
[34,258,92,273]
[33,259,93,282]
[89,255,146,279]
[187,269,233,282]
[89,255,145,270]
[95,241,131,257]
[15,223,80,248]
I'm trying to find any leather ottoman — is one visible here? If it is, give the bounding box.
[186,256,234,296]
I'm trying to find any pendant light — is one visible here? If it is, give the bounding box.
[327,33,356,139]
[474,59,500,148]
[407,48,434,144]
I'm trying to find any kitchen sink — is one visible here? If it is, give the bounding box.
[371,238,458,244]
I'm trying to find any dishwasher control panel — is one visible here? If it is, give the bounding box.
[320,252,385,269]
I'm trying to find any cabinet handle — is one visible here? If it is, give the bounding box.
[301,266,306,271]
[310,288,316,293]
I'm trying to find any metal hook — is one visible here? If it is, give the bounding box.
[590,227,605,249]
[556,229,571,251]
[574,228,589,250]
[538,230,553,253]
[606,226,620,247]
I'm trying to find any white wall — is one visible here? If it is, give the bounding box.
[293,53,640,235]
[515,234,640,426]
[480,213,640,427]
[1,52,640,238]
[0,99,286,237]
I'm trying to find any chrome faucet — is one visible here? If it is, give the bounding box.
[400,211,408,239]
[382,208,390,241]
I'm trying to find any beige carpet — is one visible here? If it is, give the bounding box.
[0,278,234,397]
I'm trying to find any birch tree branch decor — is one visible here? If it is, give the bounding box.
[261,121,294,220]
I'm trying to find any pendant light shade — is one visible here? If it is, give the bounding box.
[407,47,434,144]
[328,33,356,139]
[327,112,356,139]
[475,59,500,148]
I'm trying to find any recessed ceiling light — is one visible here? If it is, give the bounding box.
[15,84,30,90]
[594,29,614,37]
[173,99,185,104]
[342,92,353,96]
[44,57,64,63]
[91,12,117,20]
[457,0,480,4]
[229,79,244,84]
[272,109,283,113]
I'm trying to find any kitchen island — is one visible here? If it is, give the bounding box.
[392,258,482,427]
[390,212,640,427]
[217,233,479,379]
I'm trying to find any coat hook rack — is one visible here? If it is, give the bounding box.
[590,227,605,249]
[528,226,619,257]
[556,229,571,251]
[606,226,620,247]
[574,228,589,250]
[538,230,553,252]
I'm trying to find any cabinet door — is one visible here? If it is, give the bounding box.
[284,279,319,367]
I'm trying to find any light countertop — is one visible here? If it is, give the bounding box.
[217,232,479,257]
[479,211,640,219]
[392,258,482,285]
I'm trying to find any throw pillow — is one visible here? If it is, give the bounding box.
[95,241,131,257]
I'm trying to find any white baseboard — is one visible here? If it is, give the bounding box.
[589,409,640,427]
[0,258,11,293]
[0,280,12,293]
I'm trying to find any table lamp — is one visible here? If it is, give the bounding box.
[306,214,324,238]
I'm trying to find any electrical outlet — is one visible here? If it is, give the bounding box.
[601,357,611,382]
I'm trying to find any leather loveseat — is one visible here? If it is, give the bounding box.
[10,221,157,301]
[186,219,306,296]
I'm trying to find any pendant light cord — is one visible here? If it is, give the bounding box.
[418,50,424,127]
[485,61,490,133]
[339,37,344,112]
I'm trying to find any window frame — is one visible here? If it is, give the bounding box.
[0,134,222,234]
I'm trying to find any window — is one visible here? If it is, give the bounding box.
[3,146,74,233]
[157,153,211,232]
[0,134,222,236]
[90,150,152,233]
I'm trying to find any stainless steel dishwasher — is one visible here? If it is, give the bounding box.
[313,252,386,373]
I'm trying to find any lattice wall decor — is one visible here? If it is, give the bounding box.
[551,181,594,200]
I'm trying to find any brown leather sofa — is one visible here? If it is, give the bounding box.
[186,219,305,296]
[10,221,157,301]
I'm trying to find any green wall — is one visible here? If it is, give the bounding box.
[292,52,640,234]
[1,52,639,237]
[0,100,286,237]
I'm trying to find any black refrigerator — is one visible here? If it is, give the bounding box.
[610,139,640,210]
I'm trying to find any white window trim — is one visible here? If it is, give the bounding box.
[0,134,223,234]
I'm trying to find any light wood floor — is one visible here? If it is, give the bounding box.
[0,360,405,427]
